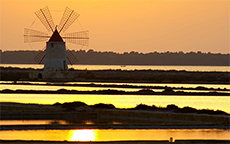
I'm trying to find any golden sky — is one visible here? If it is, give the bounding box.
[0,0,229,53]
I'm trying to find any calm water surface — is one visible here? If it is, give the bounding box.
[1,64,229,141]
[0,84,143,92]
[0,120,120,125]
[1,81,230,90]
[1,64,229,72]
[0,129,229,141]
[0,82,229,92]
[0,120,113,125]
[2,83,228,93]
[66,82,230,90]
[0,120,70,125]
[1,80,229,113]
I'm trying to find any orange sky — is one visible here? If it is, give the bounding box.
[0,0,229,53]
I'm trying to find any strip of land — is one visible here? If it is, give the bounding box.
[1,102,229,130]
[2,82,230,92]
[1,67,229,84]
[1,88,229,96]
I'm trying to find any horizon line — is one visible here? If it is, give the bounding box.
[0,49,229,55]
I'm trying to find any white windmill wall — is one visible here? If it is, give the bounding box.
[44,41,68,71]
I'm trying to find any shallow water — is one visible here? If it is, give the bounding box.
[1,64,229,141]
[3,83,228,93]
[0,120,120,126]
[2,81,229,90]
[0,129,229,141]
[1,64,229,72]
[0,120,69,125]
[1,81,229,93]
[0,84,145,92]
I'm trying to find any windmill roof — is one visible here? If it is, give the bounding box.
[48,29,63,42]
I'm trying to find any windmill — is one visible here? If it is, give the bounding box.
[24,6,89,73]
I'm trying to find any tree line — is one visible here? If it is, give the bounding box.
[0,49,229,66]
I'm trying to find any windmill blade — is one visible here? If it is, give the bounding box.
[58,7,80,33]
[33,47,46,64]
[35,6,55,32]
[24,28,50,43]
[63,31,89,46]
[66,47,78,65]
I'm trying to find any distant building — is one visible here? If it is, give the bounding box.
[29,29,72,81]
[44,29,68,72]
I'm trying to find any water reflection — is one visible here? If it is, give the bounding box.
[0,120,123,126]
[1,64,229,72]
[0,84,142,92]
[69,129,96,141]
[3,83,229,93]
[0,129,229,141]
[0,120,68,125]
[1,81,229,90]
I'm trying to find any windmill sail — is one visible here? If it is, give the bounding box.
[66,47,78,65]
[25,6,89,65]
[58,7,80,33]
[63,30,89,46]
[33,47,46,64]
[24,28,50,43]
[35,6,55,32]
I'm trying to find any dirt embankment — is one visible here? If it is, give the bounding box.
[1,102,229,129]
[0,67,229,84]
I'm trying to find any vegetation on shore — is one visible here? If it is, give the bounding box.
[1,50,229,66]
[1,101,229,116]
[1,87,229,96]
[55,101,229,115]
[1,101,229,129]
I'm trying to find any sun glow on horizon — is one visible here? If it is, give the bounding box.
[69,129,97,141]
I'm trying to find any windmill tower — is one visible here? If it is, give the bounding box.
[45,28,68,71]
[24,7,89,80]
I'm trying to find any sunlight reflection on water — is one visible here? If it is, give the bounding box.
[69,129,96,141]
[0,129,229,141]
